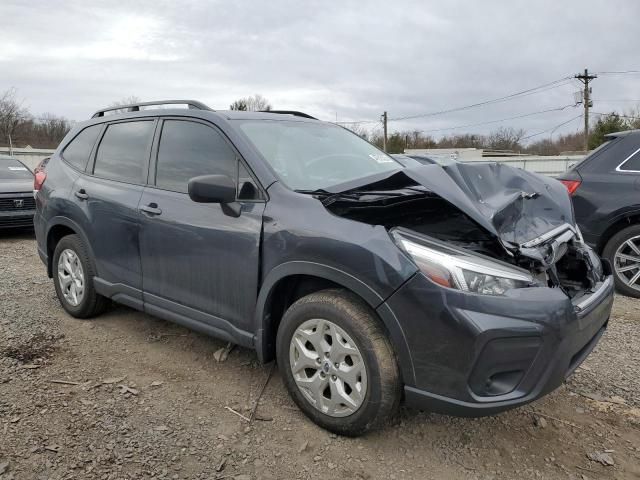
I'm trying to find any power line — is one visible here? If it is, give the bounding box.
[596,99,640,103]
[520,114,583,141]
[335,70,638,126]
[594,70,640,75]
[334,119,381,125]
[388,76,573,122]
[414,104,576,134]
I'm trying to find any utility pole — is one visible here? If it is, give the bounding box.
[382,111,388,152]
[575,68,597,152]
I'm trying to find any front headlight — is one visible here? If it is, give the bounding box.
[392,229,536,296]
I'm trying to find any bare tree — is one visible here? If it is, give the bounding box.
[341,124,370,140]
[485,127,526,151]
[36,113,72,145]
[230,94,272,111]
[108,95,142,114]
[0,88,29,152]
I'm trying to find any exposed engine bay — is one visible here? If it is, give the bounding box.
[311,163,606,299]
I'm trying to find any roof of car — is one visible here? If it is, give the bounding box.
[605,129,640,138]
[0,155,31,171]
[0,154,24,163]
[220,110,319,122]
[90,100,320,123]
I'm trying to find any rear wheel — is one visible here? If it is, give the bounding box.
[52,234,108,318]
[603,224,640,298]
[276,289,401,436]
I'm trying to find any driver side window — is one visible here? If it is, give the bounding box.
[155,120,237,193]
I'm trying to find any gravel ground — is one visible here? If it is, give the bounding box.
[1,231,639,480]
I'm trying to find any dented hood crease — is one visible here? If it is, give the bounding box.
[329,163,575,248]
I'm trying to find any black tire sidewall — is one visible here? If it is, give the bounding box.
[603,224,640,298]
[52,235,102,318]
[276,292,395,436]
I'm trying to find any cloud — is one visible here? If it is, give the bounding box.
[1,0,638,139]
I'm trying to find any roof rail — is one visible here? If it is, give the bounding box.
[92,100,213,118]
[260,110,318,120]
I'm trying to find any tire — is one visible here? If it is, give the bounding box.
[52,234,109,318]
[603,224,640,298]
[276,289,401,436]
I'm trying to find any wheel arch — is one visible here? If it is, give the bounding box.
[597,210,640,254]
[45,216,95,278]
[254,261,415,384]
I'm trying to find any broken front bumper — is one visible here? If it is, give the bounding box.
[381,271,614,416]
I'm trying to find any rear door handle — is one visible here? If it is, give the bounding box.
[75,189,88,200]
[140,203,162,216]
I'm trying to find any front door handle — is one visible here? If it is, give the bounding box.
[140,203,162,216]
[75,189,88,200]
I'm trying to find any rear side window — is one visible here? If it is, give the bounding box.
[618,147,640,172]
[155,120,236,193]
[93,121,154,183]
[62,124,102,171]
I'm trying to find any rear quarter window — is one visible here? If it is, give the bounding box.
[618,147,640,172]
[62,124,102,171]
[578,136,640,174]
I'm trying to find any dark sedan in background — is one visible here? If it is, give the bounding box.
[558,129,640,297]
[0,155,36,229]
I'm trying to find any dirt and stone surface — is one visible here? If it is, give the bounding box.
[1,231,638,480]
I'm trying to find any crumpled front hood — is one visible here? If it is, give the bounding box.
[327,162,576,249]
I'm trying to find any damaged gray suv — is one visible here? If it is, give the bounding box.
[34,100,614,436]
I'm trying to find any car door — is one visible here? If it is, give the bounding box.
[74,119,156,300]
[139,118,265,334]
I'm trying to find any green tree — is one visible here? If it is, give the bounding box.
[588,113,629,149]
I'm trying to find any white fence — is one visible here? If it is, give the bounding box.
[474,156,584,177]
[409,150,584,177]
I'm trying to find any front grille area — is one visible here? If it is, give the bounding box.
[0,196,36,212]
[0,216,34,228]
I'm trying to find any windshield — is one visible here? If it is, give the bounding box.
[237,120,402,190]
[0,159,32,180]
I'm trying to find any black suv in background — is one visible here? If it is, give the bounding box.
[558,129,640,297]
[34,100,613,436]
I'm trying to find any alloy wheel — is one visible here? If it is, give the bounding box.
[57,249,85,306]
[289,318,368,417]
[614,235,640,292]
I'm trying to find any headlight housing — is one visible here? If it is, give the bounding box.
[392,229,536,296]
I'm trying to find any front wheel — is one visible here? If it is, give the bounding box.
[603,224,640,298]
[276,289,401,436]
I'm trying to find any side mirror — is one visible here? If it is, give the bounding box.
[188,174,241,217]
[188,174,236,204]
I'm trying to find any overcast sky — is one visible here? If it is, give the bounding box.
[1,0,639,141]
